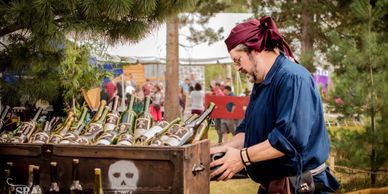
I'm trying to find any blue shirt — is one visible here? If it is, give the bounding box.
[236,54,339,191]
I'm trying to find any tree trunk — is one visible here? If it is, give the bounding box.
[165,16,181,121]
[301,0,315,72]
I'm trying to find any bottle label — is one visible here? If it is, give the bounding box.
[61,133,78,142]
[49,134,63,144]
[117,134,134,145]
[134,118,151,138]
[118,123,132,135]
[141,126,163,141]
[164,136,181,146]
[83,123,103,137]
[32,132,49,144]
[15,122,34,137]
[105,113,120,125]
[96,131,117,145]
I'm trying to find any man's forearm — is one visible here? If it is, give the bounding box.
[247,139,284,163]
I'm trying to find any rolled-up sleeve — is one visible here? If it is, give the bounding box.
[268,74,317,156]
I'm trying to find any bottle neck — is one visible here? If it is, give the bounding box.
[143,96,151,114]
[31,108,43,122]
[75,107,89,128]
[50,164,58,183]
[97,107,110,123]
[72,161,80,181]
[91,100,107,122]
[127,95,135,112]
[33,168,40,185]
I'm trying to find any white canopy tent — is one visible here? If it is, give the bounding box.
[105,13,254,65]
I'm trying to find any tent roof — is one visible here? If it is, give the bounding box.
[104,13,253,65]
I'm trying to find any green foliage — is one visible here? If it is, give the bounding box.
[326,0,388,185]
[0,0,196,109]
[58,41,110,109]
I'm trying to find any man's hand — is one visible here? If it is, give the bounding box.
[210,146,245,181]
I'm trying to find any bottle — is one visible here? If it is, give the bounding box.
[58,123,86,144]
[8,107,43,143]
[30,166,42,194]
[137,118,181,144]
[164,102,215,146]
[2,169,12,194]
[95,96,120,145]
[93,168,104,194]
[0,105,10,131]
[191,118,211,143]
[4,162,15,193]
[90,100,107,123]
[103,96,120,132]
[27,165,35,188]
[49,116,75,144]
[133,96,152,139]
[70,107,89,133]
[115,95,137,146]
[75,106,110,145]
[150,114,198,146]
[30,121,51,144]
[69,159,83,194]
[48,162,60,193]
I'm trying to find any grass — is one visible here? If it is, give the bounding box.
[206,127,259,194]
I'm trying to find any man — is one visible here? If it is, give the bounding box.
[210,16,339,193]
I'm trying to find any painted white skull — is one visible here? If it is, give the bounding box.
[108,160,139,192]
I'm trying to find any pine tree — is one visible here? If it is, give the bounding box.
[327,0,388,186]
[0,0,196,108]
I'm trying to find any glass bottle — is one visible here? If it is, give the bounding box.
[75,106,109,145]
[59,123,86,144]
[69,159,83,194]
[164,102,215,146]
[8,107,43,143]
[48,162,60,193]
[191,118,211,143]
[2,169,12,194]
[30,121,51,144]
[93,168,104,194]
[137,117,181,144]
[0,105,10,131]
[116,95,137,146]
[30,166,42,194]
[49,116,75,144]
[95,96,120,145]
[150,114,198,146]
[133,96,152,139]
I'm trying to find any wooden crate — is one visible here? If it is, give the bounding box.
[0,140,210,194]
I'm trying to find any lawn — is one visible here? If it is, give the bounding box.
[206,127,259,194]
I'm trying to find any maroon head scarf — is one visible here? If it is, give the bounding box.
[225,16,295,59]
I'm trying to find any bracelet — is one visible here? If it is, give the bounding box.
[240,148,251,166]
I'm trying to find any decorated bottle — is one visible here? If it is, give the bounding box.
[30,166,42,194]
[95,96,121,145]
[30,121,51,144]
[150,114,198,146]
[0,105,10,131]
[164,103,215,146]
[133,96,152,139]
[8,107,43,143]
[49,116,75,144]
[75,106,109,145]
[137,118,181,144]
[69,159,83,194]
[93,168,104,194]
[2,169,12,194]
[48,162,60,194]
[115,95,137,146]
[27,165,35,188]
[59,107,89,144]
[191,118,211,143]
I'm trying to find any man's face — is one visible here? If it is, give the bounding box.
[230,49,258,83]
[230,48,268,83]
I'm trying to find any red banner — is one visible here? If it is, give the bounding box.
[205,95,250,119]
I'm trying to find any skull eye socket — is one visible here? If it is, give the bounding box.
[126,172,134,178]
[113,172,121,178]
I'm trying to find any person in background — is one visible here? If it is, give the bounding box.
[150,84,164,122]
[190,83,205,115]
[225,77,234,92]
[104,77,118,102]
[142,78,153,97]
[210,16,339,194]
[220,85,239,143]
[211,82,225,145]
